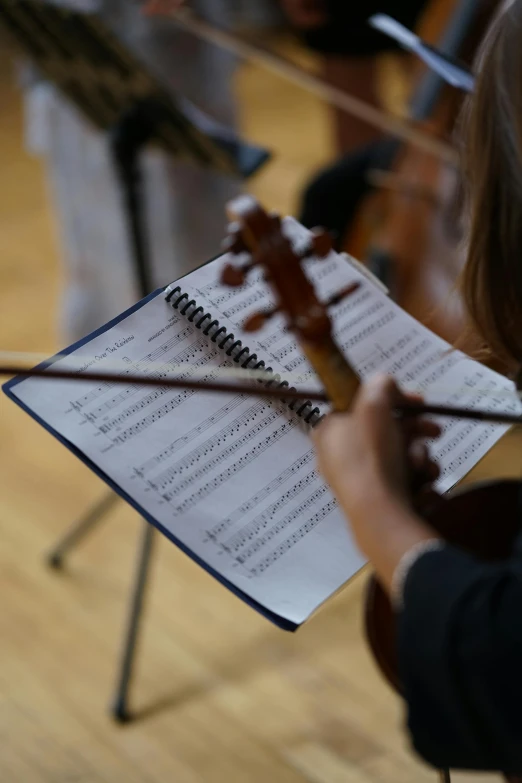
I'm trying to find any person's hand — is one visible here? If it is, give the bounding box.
[313,375,442,591]
[313,374,442,515]
[279,0,328,29]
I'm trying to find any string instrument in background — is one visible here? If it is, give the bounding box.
[147,0,496,362]
[220,195,522,783]
[345,0,498,360]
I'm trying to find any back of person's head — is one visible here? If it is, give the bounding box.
[460,0,522,370]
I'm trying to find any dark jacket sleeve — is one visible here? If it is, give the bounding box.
[398,544,522,774]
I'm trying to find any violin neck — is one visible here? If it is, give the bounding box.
[302,338,360,413]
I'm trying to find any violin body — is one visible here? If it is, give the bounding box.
[365,479,522,693]
[348,128,471,346]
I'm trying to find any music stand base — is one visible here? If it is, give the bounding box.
[111,701,133,724]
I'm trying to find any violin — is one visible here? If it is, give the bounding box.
[346,0,498,358]
[220,194,522,783]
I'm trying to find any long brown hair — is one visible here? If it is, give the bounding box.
[460,0,522,370]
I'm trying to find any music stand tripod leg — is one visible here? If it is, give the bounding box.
[111,520,155,722]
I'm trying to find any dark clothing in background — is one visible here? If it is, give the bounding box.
[398,541,522,774]
[302,1,431,56]
[299,143,376,243]
[299,140,397,244]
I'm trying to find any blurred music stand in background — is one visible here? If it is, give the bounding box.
[369,14,475,93]
[0,0,270,723]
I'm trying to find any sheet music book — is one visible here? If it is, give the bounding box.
[4,219,520,629]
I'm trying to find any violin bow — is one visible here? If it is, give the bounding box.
[3,361,522,427]
[143,4,457,165]
[0,360,326,404]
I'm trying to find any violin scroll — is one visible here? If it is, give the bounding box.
[220,195,361,411]
[243,307,280,333]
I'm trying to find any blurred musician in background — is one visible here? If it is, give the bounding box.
[24,0,278,343]
[280,0,432,249]
[280,0,430,153]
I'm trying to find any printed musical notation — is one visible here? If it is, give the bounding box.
[158,406,280,497]
[206,450,315,540]
[75,336,219,446]
[258,326,290,352]
[222,289,266,321]
[251,499,338,576]
[135,395,246,477]
[197,267,261,305]
[223,479,326,561]
[151,401,266,478]
[237,486,330,565]
[171,418,297,515]
[71,320,190,410]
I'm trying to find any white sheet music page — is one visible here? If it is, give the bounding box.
[182,217,521,494]
[10,291,364,626]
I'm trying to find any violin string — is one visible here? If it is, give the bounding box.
[154,7,457,165]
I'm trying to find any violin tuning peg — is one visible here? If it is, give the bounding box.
[300,228,334,260]
[243,307,279,333]
[222,223,249,256]
[221,262,254,288]
[325,281,361,308]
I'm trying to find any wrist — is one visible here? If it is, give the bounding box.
[332,472,439,595]
[340,473,411,521]
[338,479,436,558]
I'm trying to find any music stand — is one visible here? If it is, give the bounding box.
[0,0,270,723]
[369,14,475,94]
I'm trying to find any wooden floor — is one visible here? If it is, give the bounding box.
[0,32,519,783]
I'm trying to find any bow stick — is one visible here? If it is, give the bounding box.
[2,361,522,427]
[145,4,457,164]
[3,350,522,399]
[1,350,521,398]
[0,362,325,404]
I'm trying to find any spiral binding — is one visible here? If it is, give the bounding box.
[165,284,321,425]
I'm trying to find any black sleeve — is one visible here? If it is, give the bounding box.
[398,545,522,774]
[298,143,379,242]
